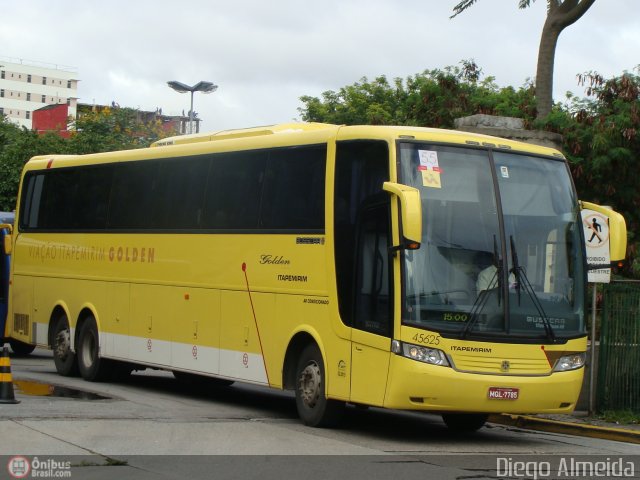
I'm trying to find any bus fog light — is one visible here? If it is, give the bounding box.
[401,343,449,366]
[553,353,586,372]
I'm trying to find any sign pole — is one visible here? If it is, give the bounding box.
[581,208,611,415]
[589,284,597,415]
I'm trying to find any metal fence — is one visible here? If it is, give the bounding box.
[597,281,640,413]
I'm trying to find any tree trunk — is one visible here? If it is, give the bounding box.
[535,21,561,120]
[534,0,596,121]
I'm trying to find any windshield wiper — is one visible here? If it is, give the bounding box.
[509,236,557,343]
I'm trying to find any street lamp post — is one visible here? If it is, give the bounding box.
[167,80,218,134]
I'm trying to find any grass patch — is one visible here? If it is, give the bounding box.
[596,410,640,425]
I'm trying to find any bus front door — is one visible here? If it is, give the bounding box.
[350,202,392,406]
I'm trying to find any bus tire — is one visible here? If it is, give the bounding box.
[77,316,111,382]
[52,314,79,377]
[294,344,344,428]
[442,413,488,432]
[9,339,36,356]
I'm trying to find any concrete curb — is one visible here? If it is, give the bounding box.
[489,414,640,444]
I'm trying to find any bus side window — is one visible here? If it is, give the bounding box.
[353,197,392,336]
[20,174,43,229]
[334,140,390,328]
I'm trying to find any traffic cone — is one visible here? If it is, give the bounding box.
[0,346,19,404]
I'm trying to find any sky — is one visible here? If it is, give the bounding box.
[1,0,638,132]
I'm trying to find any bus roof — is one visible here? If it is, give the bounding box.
[151,122,564,159]
[150,122,336,147]
[25,123,565,172]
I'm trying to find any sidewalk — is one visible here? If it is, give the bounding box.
[489,412,640,444]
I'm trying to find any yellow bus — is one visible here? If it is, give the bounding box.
[5,122,626,430]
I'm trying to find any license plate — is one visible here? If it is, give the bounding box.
[488,387,519,400]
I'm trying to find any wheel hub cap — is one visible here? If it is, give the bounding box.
[54,329,70,360]
[299,362,321,408]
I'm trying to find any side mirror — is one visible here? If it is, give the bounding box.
[383,182,422,248]
[579,201,627,262]
[0,223,12,255]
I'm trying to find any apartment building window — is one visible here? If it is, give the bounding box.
[0,89,4,98]
[27,74,32,83]
[41,95,46,103]
[42,76,47,85]
[67,80,72,88]
[26,112,30,120]
[0,108,3,115]
[67,98,71,106]
[0,71,4,79]
[27,93,31,101]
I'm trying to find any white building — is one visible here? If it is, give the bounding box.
[0,56,78,129]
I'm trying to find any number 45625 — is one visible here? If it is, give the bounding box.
[412,333,440,345]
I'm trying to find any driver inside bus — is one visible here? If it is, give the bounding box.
[476,264,517,294]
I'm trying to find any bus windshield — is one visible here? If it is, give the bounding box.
[398,143,585,341]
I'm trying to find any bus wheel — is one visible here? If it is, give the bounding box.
[294,344,344,428]
[442,413,488,432]
[52,314,79,377]
[77,316,110,382]
[9,339,36,356]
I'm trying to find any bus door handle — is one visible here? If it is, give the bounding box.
[354,345,364,353]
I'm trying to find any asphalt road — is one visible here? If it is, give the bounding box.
[1,349,638,479]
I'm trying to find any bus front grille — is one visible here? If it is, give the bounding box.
[450,354,552,376]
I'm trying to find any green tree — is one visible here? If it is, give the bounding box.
[299,61,537,128]
[68,107,169,154]
[0,107,175,211]
[451,0,596,120]
[0,118,68,210]
[555,68,640,276]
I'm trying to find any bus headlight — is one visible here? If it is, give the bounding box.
[553,353,586,372]
[400,342,450,367]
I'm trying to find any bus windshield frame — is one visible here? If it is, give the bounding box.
[397,141,587,343]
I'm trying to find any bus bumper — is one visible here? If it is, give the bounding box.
[384,355,583,414]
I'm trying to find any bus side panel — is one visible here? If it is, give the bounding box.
[32,277,72,347]
[170,287,221,376]
[275,293,351,401]
[248,291,277,386]
[104,282,130,359]
[129,284,175,366]
[8,275,34,345]
[220,290,268,384]
[34,277,107,348]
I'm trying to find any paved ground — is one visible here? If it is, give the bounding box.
[1,347,638,480]
[4,347,639,444]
